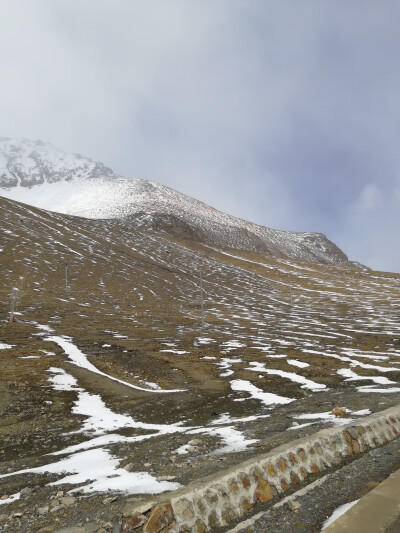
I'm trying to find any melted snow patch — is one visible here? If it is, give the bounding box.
[46,336,185,393]
[230,379,294,406]
[47,367,81,392]
[321,500,359,530]
[248,362,326,391]
[290,411,354,428]
[36,324,55,333]
[357,386,400,393]
[195,337,216,345]
[215,357,243,378]
[221,340,246,351]
[0,492,20,505]
[337,368,396,385]
[159,349,189,355]
[210,412,271,425]
[352,409,371,416]
[287,359,309,368]
[0,449,180,495]
[0,342,14,350]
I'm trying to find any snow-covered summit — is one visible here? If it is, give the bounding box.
[0,137,113,188]
[0,137,349,264]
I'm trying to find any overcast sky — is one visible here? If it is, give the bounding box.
[1,1,399,272]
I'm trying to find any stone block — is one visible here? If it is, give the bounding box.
[122,514,147,532]
[281,479,290,491]
[173,498,195,521]
[347,427,359,440]
[193,520,206,533]
[255,476,273,502]
[229,480,239,493]
[278,458,287,472]
[221,504,238,524]
[266,464,276,477]
[290,472,300,485]
[297,448,306,461]
[241,476,251,489]
[143,504,174,533]
[289,453,297,465]
[300,467,308,478]
[241,497,255,511]
[343,430,352,444]
[208,512,216,528]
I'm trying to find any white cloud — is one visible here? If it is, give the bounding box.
[355,184,383,212]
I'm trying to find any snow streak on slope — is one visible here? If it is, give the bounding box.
[46,335,185,393]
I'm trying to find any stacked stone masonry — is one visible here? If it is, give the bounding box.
[122,405,400,533]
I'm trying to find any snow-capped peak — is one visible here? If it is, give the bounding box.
[0,137,113,188]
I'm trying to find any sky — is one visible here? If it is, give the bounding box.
[0,1,399,272]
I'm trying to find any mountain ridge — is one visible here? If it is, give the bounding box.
[0,137,350,265]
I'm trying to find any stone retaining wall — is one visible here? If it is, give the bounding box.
[122,405,400,533]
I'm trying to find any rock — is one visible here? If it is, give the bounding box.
[0,495,8,500]
[103,496,118,504]
[143,504,174,533]
[332,406,347,417]
[50,504,64,513]
[50,499,61,510]
[123,463,134,472]
[36,527,54,533]
[188,439,202,446]
[156,475,176,481]
[59,496,76,507]
[288,500,301,511]
[348,426,359,439]
[122,499,158,518]
[113,524,122,533]
[0,514,8,524]
[20,486,33,498]
[122,514,147,531]
[38,505,49,515]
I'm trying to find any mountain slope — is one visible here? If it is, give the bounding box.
[0,194,400,531]
[0,137,349,265]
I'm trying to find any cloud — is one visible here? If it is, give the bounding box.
[0,1,399,271]
[354,184,383,213]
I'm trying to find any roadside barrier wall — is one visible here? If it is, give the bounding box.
[122,405,400,533]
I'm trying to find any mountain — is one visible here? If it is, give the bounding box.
[0,193,400,532]
[0,136,349,265]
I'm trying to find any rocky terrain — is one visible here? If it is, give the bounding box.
[0,137,349,265]
[0,195,400,532]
